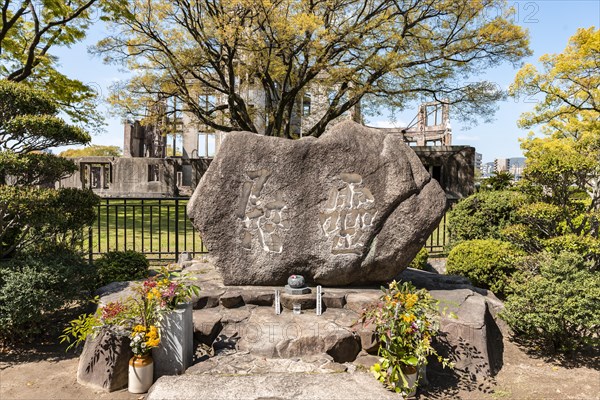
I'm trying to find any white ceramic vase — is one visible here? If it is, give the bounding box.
[128,355,154,393]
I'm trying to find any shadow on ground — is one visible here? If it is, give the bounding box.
[508,335,600,370]
[0,304,85,369]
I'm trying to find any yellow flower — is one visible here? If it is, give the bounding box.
[403,293,418,309]
[146,338,160,347]
[402,313,416,323]
[133,325,146,333]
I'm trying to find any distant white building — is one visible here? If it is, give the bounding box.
[475,152,483,173]
[508,157,526,181]
[488,157,526,181]
[494,158,510,172]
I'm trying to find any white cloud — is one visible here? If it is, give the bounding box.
[367,119,408,129]
[455,134,481,141]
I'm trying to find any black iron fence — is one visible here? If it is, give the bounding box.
[423,198,457,256]
[85,196,454,263]
[85,197,206,263]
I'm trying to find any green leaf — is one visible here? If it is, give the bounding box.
[403,356,419,366]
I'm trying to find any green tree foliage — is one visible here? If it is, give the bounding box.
[511,27,600,237]
[0,151,77,186]
[0,0,102,128]
[59,145,122,158]
[0,81,98,258]
[501,252,600,352]
[481,170,515,191]
[446,190,525,249]
[97,0,530,138]
[519,136,599,237]
[510,27,599,132]
[445,29,600,353]
[0,81,90,154]
[446,239,523,297]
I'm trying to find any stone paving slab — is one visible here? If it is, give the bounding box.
[146,371,402,400]
[186,352,346,375]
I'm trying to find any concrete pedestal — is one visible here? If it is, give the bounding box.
[152,302,194,379]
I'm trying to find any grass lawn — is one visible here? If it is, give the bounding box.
[82,198,449,262]
[84,198,206,262]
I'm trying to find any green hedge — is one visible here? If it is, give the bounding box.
[408,247,428,270]
[95,250,149,286]
[0,246,95,342]
[446,239,522,296]
[501,251,600,352]
[446,190,525,250]
[543,234,600,268]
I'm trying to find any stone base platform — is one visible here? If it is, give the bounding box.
[185,262,503,377]
[147,370,401,400]
[91,261,506,395]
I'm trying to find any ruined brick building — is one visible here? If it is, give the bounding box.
[59,97,474,200]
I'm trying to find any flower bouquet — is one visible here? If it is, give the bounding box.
[361,280,453,395]
[61,265,200,353]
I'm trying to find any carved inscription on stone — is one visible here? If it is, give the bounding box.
[237,169,290,253]
[320,173,376,255]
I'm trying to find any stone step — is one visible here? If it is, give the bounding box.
[146,372,402,400]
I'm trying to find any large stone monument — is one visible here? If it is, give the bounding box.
[187,121,446,286]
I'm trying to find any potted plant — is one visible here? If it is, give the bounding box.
[61,266,200,392]
[361,280,453,397]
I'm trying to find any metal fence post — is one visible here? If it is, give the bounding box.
[88,226,93,264]
[175,198,180,260]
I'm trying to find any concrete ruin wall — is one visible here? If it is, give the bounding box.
[57,146,473,200]
[413,146,475,200]
[59,157,177,198]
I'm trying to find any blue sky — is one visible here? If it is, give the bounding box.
[53,1,599,163]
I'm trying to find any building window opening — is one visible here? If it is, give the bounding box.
[431,165,442,183]
[198,133,216,157]
[148,164,160,182]
[303,93,312,116]
[166,133,183,157]
[424,103,443,126]
[200,94,217,113]
[81,163,111,189]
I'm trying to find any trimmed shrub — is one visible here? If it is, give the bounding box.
[0,246,95,342]
[446,190,525,250]
[0,186,99,258]
[501,251,600,352]
[543,234,600,269]
[95,250,149,286]
[408,247,428,270]
[446,239,522,296]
